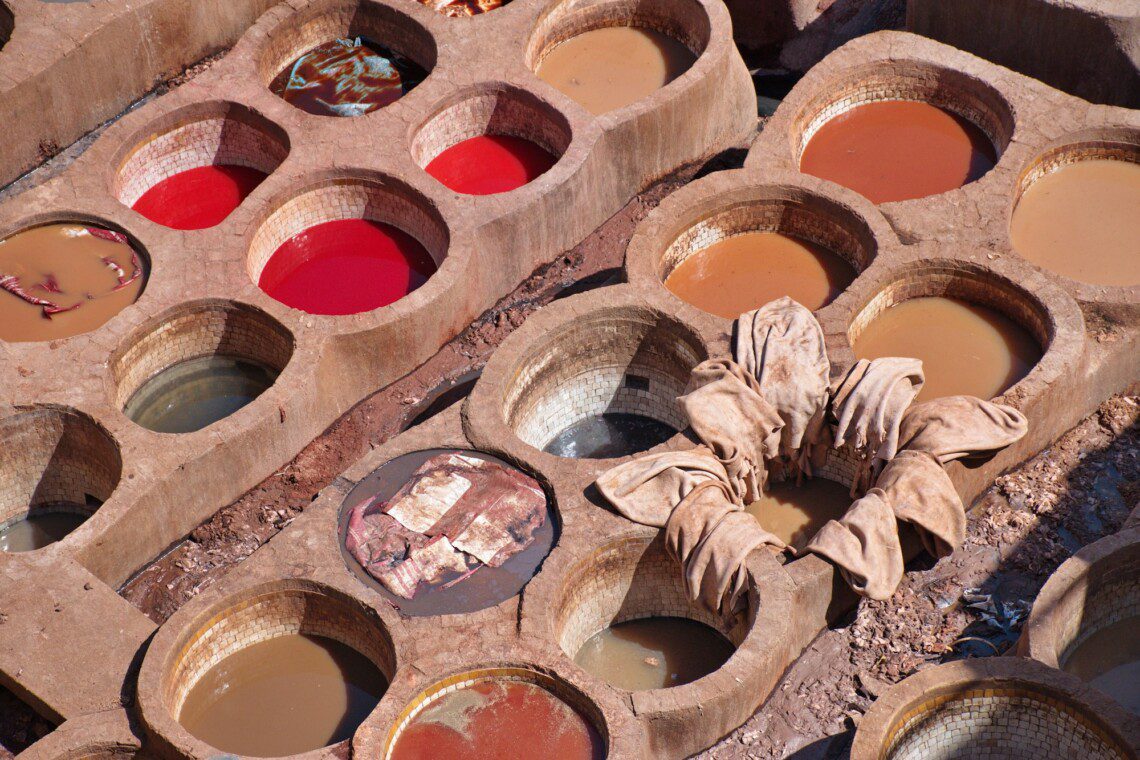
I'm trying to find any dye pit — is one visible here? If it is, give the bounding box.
[178,633,386,757]
[1063,616,1140,715]
[0,224,145,342]
[536,27,697,115]
[0,510,89,553]
[664,231,856,318]
[853,296,1042,402]
[258,219,438,315]
[1010,158,1140,287]
[131,165,267,230]
[542,412,677,459]
[800,100,997,203]
[269,37,427,117]
[122,355,280,434]
[339,449,556,616]
[389,678,604,760]
[573,617,735,691]
[745,477,852,551]
[426,135,557,195]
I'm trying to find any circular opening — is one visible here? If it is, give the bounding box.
[338,448,557,616]
[258,0,435,117]
[0,222,148,343]
[114,103,289,230]
[1010,132,1140,287]
[503,306,705,459]
[794,63,1014,204]
[164,583,395,757]
[0,4,12,51]
[554,535,752,692]
[884,681,1132,760]
[0,407,121,552]
[111,301,293,434]
[526,0,709,116]
[413,0,511,17]
[412,85,570,196]
[384,667,606,758]
[659,190,876,319]
[747,453,859,553]
[248,174,448,316]
[847,263,1047,402]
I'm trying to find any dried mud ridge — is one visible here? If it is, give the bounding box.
[701,394,1140,760]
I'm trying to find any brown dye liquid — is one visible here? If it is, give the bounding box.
[536,26,696,115]
[1010,159,1140,287]
[664,231,856,318]
[1064,616,1140,715]
[853,296,1041,402]
[573,617,734,691]
[0,224,144,342]
[745,478,851,551]
[179,634,387,756]
[800,100,997,204]
[0,511,88,552]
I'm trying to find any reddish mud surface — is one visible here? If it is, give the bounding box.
[132,165,267,230]
[426,135,557,195]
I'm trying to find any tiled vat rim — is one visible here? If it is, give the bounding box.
[0,0,754,592]
[744,30,1140,307]
[849,658,1140,760]
[15,709,145,760]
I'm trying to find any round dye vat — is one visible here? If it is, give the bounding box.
[426,135,557,195]
[270,37,427,117]
[536,26,696,115]
[258,219,437,315]
[543,412,676,459]
[1064,616,1140,715]
[853,296,1041,402]
[339,449,556,617]
[1011,158,1140,286]
[131,165,267,230]
[664,231,856,319]
[0,224,145,343]
[746,478,851,551]
[0,510,89,552]
[390,678,604,760]
[179,633,387,757]
[418,0,507,16]
[574,617,734,691]
[800,100,997,204]
[123,355,279,434]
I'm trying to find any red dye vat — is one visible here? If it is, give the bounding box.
[132,165,267,230]
[258,219,437,315]
[391,679,604,760]
[425,135,556,195]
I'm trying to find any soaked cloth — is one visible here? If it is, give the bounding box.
[345,453,546,598]
[832,357,925,492]
[683,509,783,612]
[595,448,734,526]
[898,396,1029,464]
[678,359,783,502]
[876,450,964,558]
[806,488,903,600]
[418,0,504,16]
[734,298,831,471]
[271,38,419,117]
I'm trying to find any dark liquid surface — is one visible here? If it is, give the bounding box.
[852,296,1041,402]
[800,100,997,204]
[664,231,856,318]
[390,679,604,760]
[179,633,387,756]
[745,478,851,551]
[1064,616,1140,715]
[543,412,676,459]
[340,449,556,616]
[123,355,279,434]
[0,511,88,552]
[574,617,734,691]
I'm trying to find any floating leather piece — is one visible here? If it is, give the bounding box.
[418,0,504,16]
[806,488,903,600]
[735,298,831,471]
[832,357,925,492]
[679,359,783,502]
[898,395,1029,464]
[595,447,733,527]
[876,450,964,558]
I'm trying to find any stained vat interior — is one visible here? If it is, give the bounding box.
[504,307,704,457]
[0,408,121,550]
